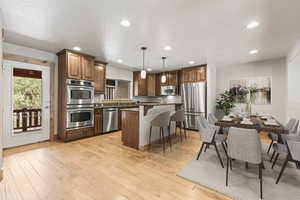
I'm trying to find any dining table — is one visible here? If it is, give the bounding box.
[215,115,300,168]
[215,115,288,135]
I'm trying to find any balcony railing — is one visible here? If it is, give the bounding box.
[13,108,42,132]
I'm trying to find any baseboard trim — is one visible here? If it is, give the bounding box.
[0,168,3,182]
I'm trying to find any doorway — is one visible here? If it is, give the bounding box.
[3,60,50,148]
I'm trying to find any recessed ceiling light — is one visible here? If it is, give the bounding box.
[247,21,260,29]
[120,19,131,27]
[164,46,172,51]
[73,46,81,51]
[188,61,195,65]
[117,59,123,63]
[147,68,152,72]
[249,49,259,55]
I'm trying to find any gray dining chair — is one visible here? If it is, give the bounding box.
[149,111,171,152]
[170,110,187,142]
[226,127,263,199]
[276,139,300,184]
[270,132,300,168]
[197,115,227,168]
[267,118,299,154]
[208,113,218,125]
[208,113,229,134]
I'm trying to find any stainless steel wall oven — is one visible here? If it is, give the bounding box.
[66,79,94,105]
[66,104,94,129]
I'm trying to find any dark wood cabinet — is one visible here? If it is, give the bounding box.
[147,73,156,96]
[66,127,94,141]
[121,110,139,150]
[67,52,82,80]
[155,73,161,96]
[58,49,95,81]
[182,65,207,83]
[81,56,95,81]
[167,71,178,86]
[94,108,103,135]
[94,62,106,93]
[133,71,147,96]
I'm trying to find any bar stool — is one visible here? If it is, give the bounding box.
[149,111,171,152]
[170,110,187,142]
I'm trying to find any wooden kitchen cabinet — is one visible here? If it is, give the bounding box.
[57,49,95,81]
[94,62,106,93]
[67,52,82,80]
[133,71,147,96]
[94,108,103,135]
[182,65,207,83]
[168,71,178,86]
[147,73,156,96]
[122,110,140,150]
[81,56,95,81]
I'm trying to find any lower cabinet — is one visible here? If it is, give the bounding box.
[121,110,140,149]
[94,108,103,135]
[66,127,94,141]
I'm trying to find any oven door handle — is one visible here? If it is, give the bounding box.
[68,109,94,113]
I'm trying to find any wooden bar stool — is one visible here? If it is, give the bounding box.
[170,110,187,142]
[149,111,171,152]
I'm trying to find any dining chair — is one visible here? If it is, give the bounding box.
[270,132,300,168]
[267,118,299,154]
[276,139,300,184]
[208,113,218,125]
[196,115,227,168]
[226,127,264,199]
[149,111,171,152]
[170,110,187,142]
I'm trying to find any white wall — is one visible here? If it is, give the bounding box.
[207,63,217,115]
[216,58,287,123]
[0,9,4,174]
[3,42,59,135]
[106,64,133,98]
[287,40,300,122]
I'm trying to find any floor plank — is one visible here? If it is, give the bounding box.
[1,130,241,200]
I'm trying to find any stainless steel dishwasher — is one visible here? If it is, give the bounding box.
[102,108,119,133]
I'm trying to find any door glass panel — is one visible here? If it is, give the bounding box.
[13,68,42,133]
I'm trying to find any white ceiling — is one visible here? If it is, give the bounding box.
[1,0,300,71]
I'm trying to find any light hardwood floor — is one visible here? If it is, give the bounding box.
[1,130,270,200]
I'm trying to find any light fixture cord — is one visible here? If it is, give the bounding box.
[142,49,145,70]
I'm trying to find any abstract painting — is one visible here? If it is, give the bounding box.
[229,77,271,104]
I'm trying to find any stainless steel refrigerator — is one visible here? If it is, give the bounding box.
[181,82,207,130]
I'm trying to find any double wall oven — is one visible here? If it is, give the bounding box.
[66,79,94,130]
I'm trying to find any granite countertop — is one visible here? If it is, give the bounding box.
[94,102,182,108]
[120,108,140,112]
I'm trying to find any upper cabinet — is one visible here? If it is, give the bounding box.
[94,61,106,93]
[81,56,95,81]
[133,71,147,96]
[158,70,179,86]
[167,71,178,86]
[67,52,81,80]
[182,65,207,83]
[57,49,95,81]
[147,73,156,96]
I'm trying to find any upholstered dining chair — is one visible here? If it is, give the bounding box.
[267,118,299,154]
[208,113,229,135]
[226,127,264,199]
[270,132,300,168]
[170,110,187,142]
[208,113,218,125]
[275,139,300,184]
[149,111,171,152]
[197,115,227,168]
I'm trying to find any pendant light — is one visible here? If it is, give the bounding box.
[140,47,147,79]
[161,57,167,83]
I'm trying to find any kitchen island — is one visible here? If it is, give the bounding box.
[121,103,182,150]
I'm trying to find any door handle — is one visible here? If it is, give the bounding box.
[44,106,49,109]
